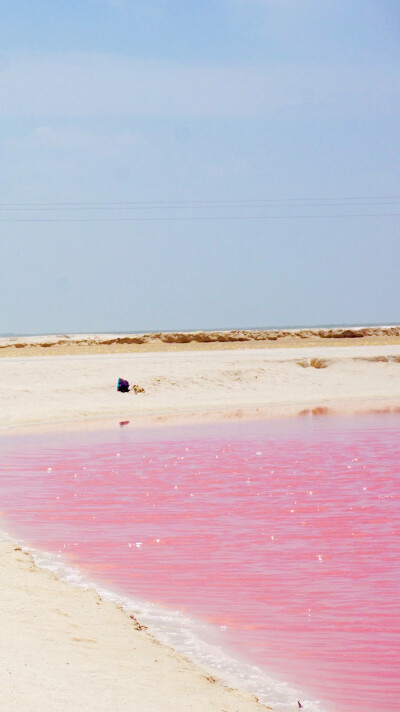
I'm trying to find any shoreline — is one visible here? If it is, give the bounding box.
[1,523,318,712]
[2,395,400,439]
[0,537,274,712]
[2,332,400,710]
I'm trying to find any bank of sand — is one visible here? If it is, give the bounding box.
[1,329,400,712]
[1,328,400,430]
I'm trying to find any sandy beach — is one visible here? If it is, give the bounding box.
[1,327,400,431]
[1,327,400,711]
[0,540,270,712]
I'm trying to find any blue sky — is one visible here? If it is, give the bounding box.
[1,0,399,334]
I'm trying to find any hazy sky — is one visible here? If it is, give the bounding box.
[1,0,399,334]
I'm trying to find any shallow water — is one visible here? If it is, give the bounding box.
[1,413,399,712]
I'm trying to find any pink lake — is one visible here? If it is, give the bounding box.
[0,413,399,712]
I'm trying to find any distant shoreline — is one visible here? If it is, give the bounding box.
[1,324,399,358]
[1,322,398,339]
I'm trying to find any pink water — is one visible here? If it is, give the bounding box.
[1,414,399,712]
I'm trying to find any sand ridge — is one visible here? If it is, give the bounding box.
[1,325,400,358]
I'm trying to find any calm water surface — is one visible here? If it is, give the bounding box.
[0,413,399,712]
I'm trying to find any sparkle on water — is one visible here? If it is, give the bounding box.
[0,413,399,712]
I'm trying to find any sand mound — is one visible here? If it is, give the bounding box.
[1,325,400,354]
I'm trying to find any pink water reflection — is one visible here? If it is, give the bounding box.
[1,414,399,712]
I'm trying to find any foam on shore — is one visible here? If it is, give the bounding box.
[0,528,322,712]
[0,528,275,712]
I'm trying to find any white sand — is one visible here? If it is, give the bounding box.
[1,344,400,429]
[1,340,400,711]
